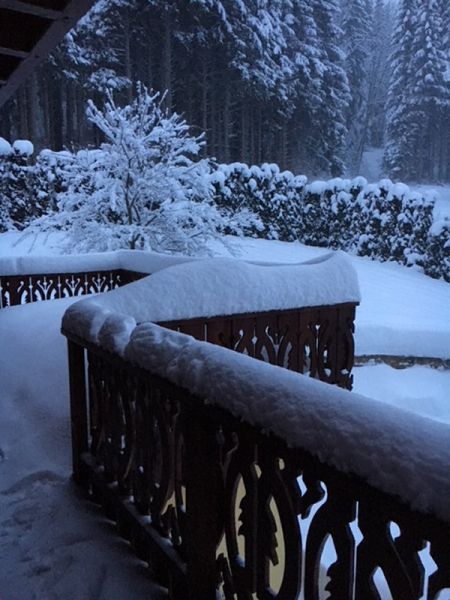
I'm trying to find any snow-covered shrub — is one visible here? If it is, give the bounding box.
[33,150,73,215]
[33,84,254,254]
[0,137,41,232]
[425,221,450,283]
[210,162,306,240]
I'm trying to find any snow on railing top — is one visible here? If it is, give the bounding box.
[0,249,195,277]
[62,251,360,347]
[124,322,450,522]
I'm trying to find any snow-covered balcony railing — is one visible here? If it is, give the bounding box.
[0,251,192,308]
[61,255,449,599]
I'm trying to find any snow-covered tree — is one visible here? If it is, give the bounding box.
[0,138,14,231]
[385,0,450,181]
[365,0,394,148]
[384,0,418,179]
[309,0,351,175]
[341,0,372,173]
[34,84,254,254]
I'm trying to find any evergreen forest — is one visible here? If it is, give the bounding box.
[0,0,449,181]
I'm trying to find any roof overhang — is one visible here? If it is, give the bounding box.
[0,0,97,109]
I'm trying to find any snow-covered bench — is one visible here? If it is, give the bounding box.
[60,253,449,599]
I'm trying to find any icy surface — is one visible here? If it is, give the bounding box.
[124,323,450,522]
[62,251,361,344]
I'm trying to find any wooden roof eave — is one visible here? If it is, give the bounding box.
[0,0,97,109]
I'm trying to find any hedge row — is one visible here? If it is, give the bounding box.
[1,145,449,282]
[211,163,450,282]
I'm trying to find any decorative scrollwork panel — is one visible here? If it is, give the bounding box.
[210,416,450,600]
[67,339,449,600]
[159,303,357,391]
[0,269,145,308]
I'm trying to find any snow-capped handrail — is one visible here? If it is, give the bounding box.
[61,251,360,338]
[63,322,450,599]
[59,251,360,389]
[0,249,195,277]
[0,250,195,308]
[126,323,450,522]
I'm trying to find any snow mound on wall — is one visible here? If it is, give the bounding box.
[13,140,34,157]
[62,251,360,344]
[0,137,13,156]
[124,323,450,522]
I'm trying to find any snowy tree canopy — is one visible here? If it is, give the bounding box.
[385,0,450,181]
[32,84,256,254]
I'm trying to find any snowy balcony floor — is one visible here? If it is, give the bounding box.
[1,236,449,597]
[1,297,449,599]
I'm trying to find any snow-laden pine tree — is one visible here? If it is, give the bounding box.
[384,0,419,179]
[34,84,254,254]
[63,0,134,94]
[385,0,450,181]
[0,138,14,232]
[309,0,351,175]
[341,0,371,174]
[0,139,36,231]
[409,0,450,181]
[365,0,394,148]
[286,0,328,173]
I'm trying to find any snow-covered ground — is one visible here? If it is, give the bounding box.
[1,232,449,598]
[0,298,167,600]
[2,232,450,360]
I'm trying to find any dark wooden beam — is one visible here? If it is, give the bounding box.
[0,1,62,20]
[0,46,28,60]
[0,0,97,110]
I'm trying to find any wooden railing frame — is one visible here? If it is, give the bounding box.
[63,332,450,600]
[8,263,449,596]
[0,268,146,308]
[159,302,357,390]
[0,265,357,389]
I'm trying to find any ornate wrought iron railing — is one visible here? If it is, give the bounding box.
[0,268,145,308]
[63,324,450,600]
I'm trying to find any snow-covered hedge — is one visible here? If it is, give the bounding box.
[211,164,449,282]
[425,221,450,282]
[0,137,43,232]
[1,144,449,282]
[210,162,306,241]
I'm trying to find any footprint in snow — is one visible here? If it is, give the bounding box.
[2,470,65,495]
